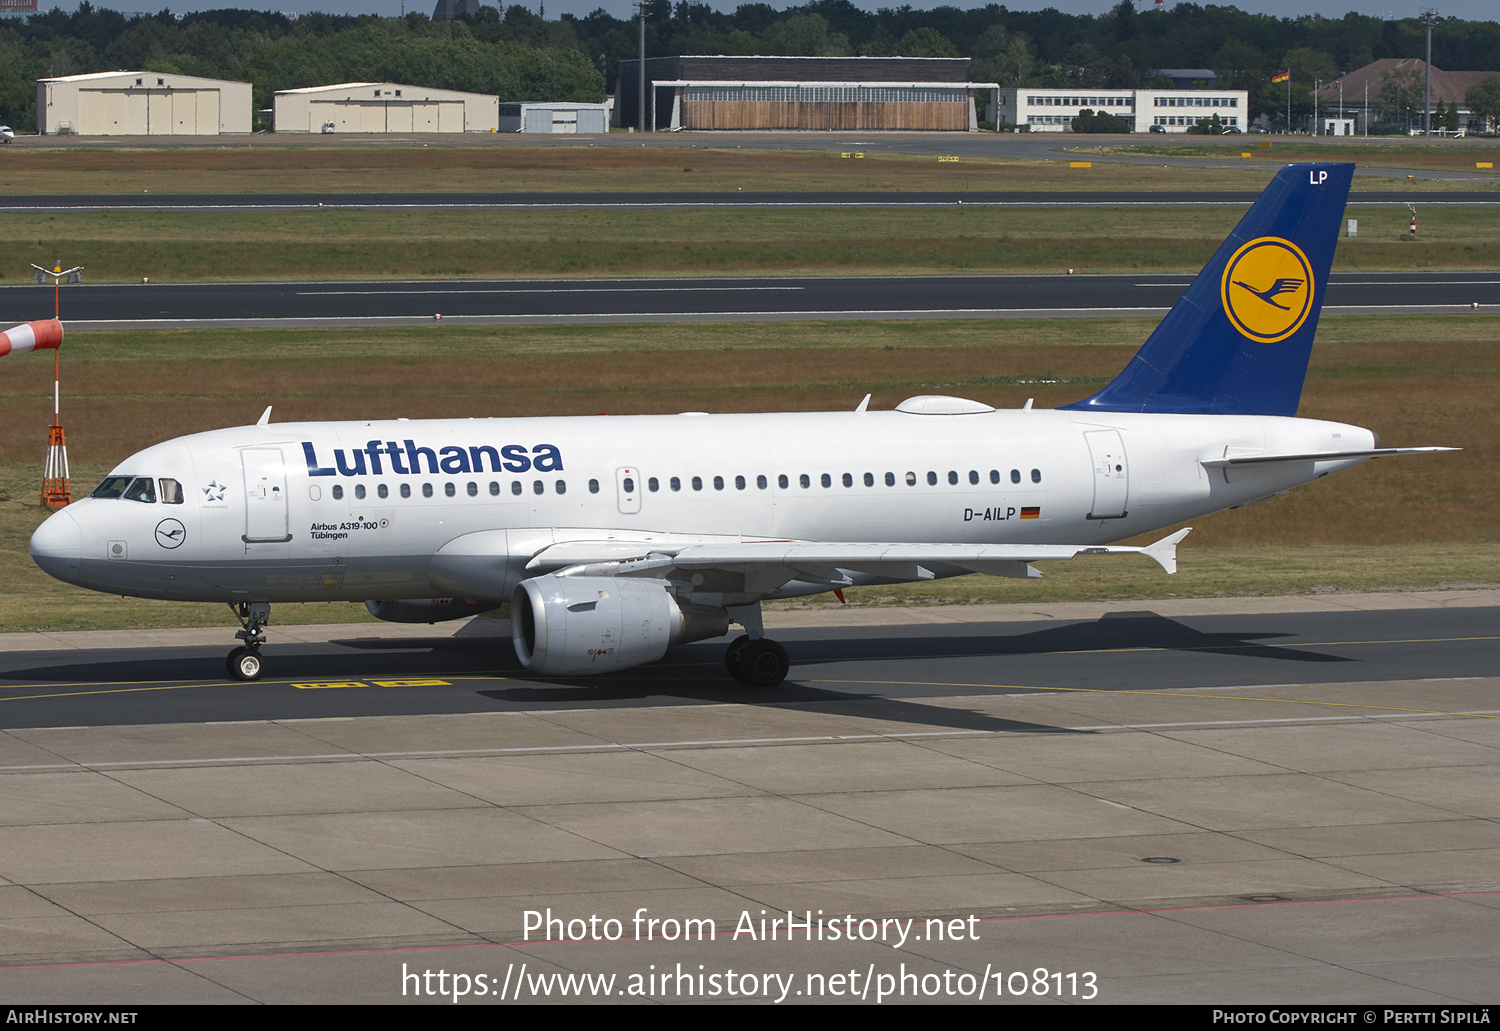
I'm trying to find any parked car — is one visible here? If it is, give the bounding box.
[1148,124,1164,133]
[1221,127,1242,134]
[321,121,336,134]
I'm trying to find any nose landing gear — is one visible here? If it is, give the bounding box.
[227,601,270,681]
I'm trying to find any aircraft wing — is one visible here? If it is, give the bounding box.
[524,528,1191,589]
[1200,447,1458,468]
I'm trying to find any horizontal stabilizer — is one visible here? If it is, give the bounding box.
[1200,447,1459,468]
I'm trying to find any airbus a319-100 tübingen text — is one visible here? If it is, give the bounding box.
[30,163,1454,686]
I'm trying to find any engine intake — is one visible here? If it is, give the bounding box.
[512,575,727,675]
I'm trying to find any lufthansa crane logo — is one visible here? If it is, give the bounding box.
[155,518,186,549]
[1221,237,1315,344]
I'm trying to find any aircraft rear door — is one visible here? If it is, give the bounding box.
[242,448,292,543]
[1084,430,1129,519]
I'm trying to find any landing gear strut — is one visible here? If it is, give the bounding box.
[722,602,790,687]
[227,601,270,681]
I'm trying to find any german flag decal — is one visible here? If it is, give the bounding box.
[1020,506,1041,519]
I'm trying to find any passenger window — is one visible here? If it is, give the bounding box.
[713,476,724,491]
[757,475,767,489]
[1011,469,1021,484]
[799,474,810,489]
[333,485,344,500]
[445,483,456,497]
[969,470,979,485]
[378,483,389,499]
[401,483,412,498]
[821,474,832,488]
[926,471,938,486]
[423,483,433,497]
[692,476,703,491]
[589,479,600,493]
[355,484,366,500]
[947,471,958,485]
[158,478,184,504]
[623,477,636,493]
[885,472,895,487]
[123,477,157,503]
[511,481,522,496]
[905,471,916,486]
[648,477,659,492]
[533,480,543,495]
[863,473,873,487]
[490,481,499,496]
[467,482,478,497]
[556,480,566,494]
[734,475,745,490]
[778,474,788,489]
[670,476,681,492]
[990,470,1000,484]
[1032,468,1042,483]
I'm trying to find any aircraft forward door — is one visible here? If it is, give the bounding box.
[616,466,641,514]
[242,448,292,543]
[1084,430,1129,519]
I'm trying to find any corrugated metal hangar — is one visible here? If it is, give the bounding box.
[37,71,252,135]
[498,102,610,134]
[617,56,995,132]
[273,82,499,134]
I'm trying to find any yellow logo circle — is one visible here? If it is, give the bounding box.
[1220,237,1315,344]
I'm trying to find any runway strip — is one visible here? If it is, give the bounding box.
[8,271,1496,330]
[3,190,1498,211]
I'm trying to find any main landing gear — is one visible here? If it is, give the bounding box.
[722,603,790,687]
[724,635,790,687]
[227,601,270,681]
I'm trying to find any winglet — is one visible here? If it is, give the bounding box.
[256,405,272,427]
[1142,527,1191,575]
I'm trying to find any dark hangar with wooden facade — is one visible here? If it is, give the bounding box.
[616,56,998,132]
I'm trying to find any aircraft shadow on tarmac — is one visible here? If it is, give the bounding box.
[0,611,1351,689]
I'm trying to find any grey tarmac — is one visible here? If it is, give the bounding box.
[0,590,1497,1003]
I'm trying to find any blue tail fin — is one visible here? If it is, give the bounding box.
[1061,162,1353,417]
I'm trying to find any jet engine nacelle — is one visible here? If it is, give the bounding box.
[365,598,501,623]
[511,574,728,676]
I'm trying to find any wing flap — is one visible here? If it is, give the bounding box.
[523,529,1192,587]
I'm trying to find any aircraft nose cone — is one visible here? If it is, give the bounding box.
[30,508,82,583]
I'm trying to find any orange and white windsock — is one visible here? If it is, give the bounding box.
[0,319,63,357]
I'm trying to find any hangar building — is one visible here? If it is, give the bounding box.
[273,82,499,134]
[37,71,252,135]
[498,102,610,134]
[617,56,996,132]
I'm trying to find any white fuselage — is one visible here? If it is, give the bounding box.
[30,406,1375,606]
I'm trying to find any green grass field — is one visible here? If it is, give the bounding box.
[1,313,1494,632]
[4,204,1495,283]
[1088,141,1500,175]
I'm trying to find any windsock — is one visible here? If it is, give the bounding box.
[0,319,63,357]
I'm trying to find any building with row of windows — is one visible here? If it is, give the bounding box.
[996,88,1250,133]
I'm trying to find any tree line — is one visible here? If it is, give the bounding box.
[1,1,1497,132]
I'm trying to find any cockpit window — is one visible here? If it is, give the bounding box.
[122,478,157,503]
[90,476,135,500]
[159,478,184,504]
